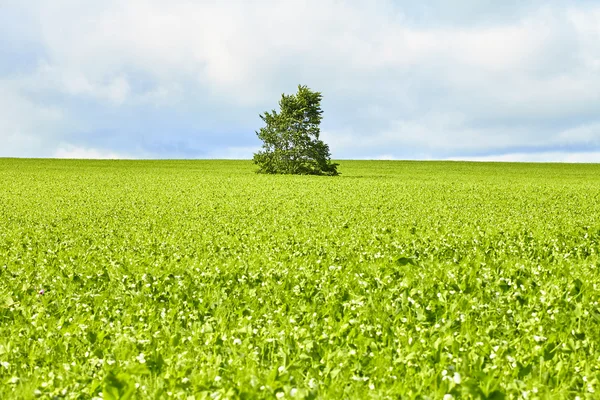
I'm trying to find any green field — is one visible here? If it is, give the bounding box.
[1,159,600,399]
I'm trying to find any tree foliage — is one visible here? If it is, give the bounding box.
[253,85,339,176]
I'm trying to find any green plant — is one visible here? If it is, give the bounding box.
[253,85,339,176]
[1,159,600,399]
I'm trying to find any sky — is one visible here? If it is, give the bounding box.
[1,0,600,162]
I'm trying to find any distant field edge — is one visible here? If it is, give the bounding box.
[0,157,599,165]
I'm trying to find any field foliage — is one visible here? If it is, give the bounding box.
[1,159,600,399]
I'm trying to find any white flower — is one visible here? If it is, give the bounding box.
[369,384,375,390]
[0,361,9,369]
[278,365,286,373]
[136,353,146,364]
[276,392,285,398]
[214,376,222,382]
[182,377,190,384]
[443,394,454,400]
[233,338,242,345]
[290,388,298,397]
[453,373,461,384]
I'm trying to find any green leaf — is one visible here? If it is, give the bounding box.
[396,257,417,266]
[518,363,532,378]
[103,371,135,400]
[486,390,506,400]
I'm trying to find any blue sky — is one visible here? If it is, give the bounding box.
[1,0,599,161]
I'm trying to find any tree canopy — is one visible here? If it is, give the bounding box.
[253,85,339,176]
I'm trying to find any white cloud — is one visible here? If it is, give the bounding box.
[448,151,600,163]
[204,146,261,160]
[374,154,396,161]
[0,79,67,157]
[17,62,132,105]
[323,115,600,159]
[53,144,135,159]
[555,123,600,147]
[1,0,599,159]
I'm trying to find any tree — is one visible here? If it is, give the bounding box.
[253,85,339,176]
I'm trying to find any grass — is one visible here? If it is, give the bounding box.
[1,159,600,399]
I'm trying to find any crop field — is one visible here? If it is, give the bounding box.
[1,159,600,399]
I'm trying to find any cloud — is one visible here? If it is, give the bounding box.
[1,0,599,160]
[28,62,132,105]
[323,117,600,159]
[204,146,261,160]
[448,152,600,163]
[0,79,67,157]
[53,144,135,159]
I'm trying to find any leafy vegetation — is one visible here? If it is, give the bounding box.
[1,159,600,399]
[253,85,339,176]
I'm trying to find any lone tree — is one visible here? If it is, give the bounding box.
[253,85,339,176]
